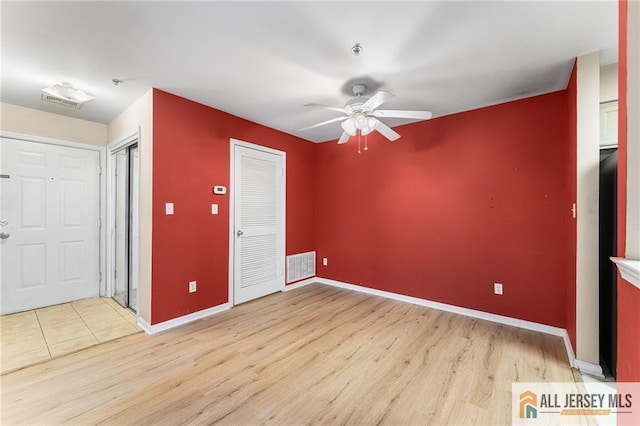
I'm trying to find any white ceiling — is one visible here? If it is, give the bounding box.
[1,1,617,143]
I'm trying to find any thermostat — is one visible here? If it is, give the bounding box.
[213,186,227,195]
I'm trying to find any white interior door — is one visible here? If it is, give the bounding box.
[130,145,139,310]
[233,143,284,304]
[112,149,128,307]
[110,143,139,312]
[0,138,100,314]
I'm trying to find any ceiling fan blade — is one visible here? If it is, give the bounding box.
[337,132,351,144]
[372,118,401,141]
[298,116,348,131]
[373,110,432,120]
[304,103,347,113]
[362,90,394,111]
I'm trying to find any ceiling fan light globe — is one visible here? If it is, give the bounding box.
[361,126,374,136]
[366,117,378,130]
[341,118,357,136]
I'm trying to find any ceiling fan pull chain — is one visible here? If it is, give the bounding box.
[357,131,361,154]
[364,135,369,151]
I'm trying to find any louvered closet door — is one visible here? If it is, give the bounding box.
[233,144,284,304]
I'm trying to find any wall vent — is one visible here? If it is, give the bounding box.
[286,251,315,283]
[41,93,83,109]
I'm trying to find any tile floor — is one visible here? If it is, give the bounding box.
[0,298,141,374]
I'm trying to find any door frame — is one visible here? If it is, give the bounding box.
[228,138,286,306]
[106,128,140,311]
[0,130,106,297]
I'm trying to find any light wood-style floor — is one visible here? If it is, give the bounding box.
[0,284,578,425]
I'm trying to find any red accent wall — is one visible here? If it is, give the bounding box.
[151,89,316,324]
[616,0,640,383]
[566,64,578,351]
[315,91,574,327]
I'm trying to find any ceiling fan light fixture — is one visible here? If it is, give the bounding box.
[367,117,378,130]
[41,82,95,105]
[341,118,357,136]
[360,126,373,136]
[360,117,378,136]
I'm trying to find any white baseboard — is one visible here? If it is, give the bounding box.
[575,359,605,379]
[136,277,578,369]
[314,277,576,367]
[283,277,316,291]
[137,317,152,333]
[562,329,577,368]
[136,278,316,335]
[137,302,232,335]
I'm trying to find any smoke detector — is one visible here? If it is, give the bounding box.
[41,82,94,109]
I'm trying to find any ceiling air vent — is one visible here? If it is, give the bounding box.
[40,93,83,109]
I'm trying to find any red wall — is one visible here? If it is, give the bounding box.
[315,91,574,327]
[152,89,316,324]
[616,0,640,382]
[566,64,578,351]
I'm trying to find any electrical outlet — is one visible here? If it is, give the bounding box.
[494,282,503,295]
[189,281,197,293]
[322,257,328,266]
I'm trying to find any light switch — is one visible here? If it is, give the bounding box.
[165,203,174,215]
[211,204,218,215]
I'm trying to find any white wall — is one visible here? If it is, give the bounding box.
[600,63,618,103]
[0,102,106,146]
[107,89,153,324]
[576,52,600,368]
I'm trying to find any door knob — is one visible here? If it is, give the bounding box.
[0,232,10,239]
[236,230,243,237]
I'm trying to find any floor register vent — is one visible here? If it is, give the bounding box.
[286,251,315,283]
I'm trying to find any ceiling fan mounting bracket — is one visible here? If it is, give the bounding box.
[345,84,371,112]
[352,83,367,97]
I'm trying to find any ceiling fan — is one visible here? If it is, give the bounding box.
[299,83,432,144]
